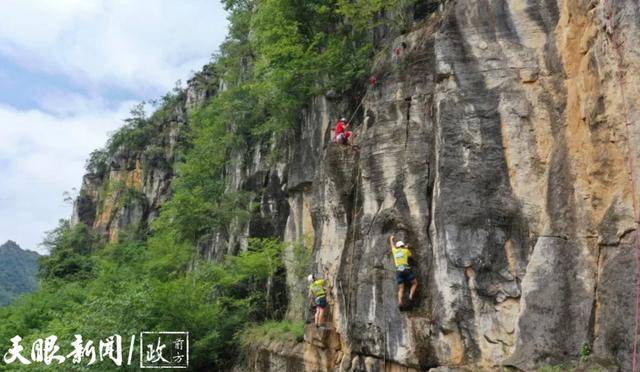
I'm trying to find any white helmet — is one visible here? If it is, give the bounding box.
[307,274,314,283]
[395,241,406,248]
[340,117,346,121]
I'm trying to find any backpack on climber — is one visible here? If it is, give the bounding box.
[389,234,418,310]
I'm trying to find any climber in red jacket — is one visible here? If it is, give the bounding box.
[334,117,353,145]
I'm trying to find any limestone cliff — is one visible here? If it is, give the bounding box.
[72,0,640,370]
[71,67,218,242]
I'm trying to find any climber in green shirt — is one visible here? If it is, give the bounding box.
[308,274,328,326]
[389,234,418,309]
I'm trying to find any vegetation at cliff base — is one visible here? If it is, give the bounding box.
[240,320,305,346]
[0,231,286,371]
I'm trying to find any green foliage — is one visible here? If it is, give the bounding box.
[0,241,39,306]
[240,320,305,347]
[335,0,388,30]
[580,342,590,362]
[337,0,417,34]
[38,220,99,282]
[0,238,286,370]
[284,235,313,315]
[216,0,380,140]
[85,149,108,178]
[536,366,570,372]
[106,103,151,154]
[99,90,187,176]
[151,99,252,246]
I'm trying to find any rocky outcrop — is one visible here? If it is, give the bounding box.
[71,69,217,241]
[71,0,640,370]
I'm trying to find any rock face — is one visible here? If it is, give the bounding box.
[72,0,640,370]
[238,0,640,370]
[71,69,218,242]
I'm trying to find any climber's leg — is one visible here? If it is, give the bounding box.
[314,306,319,325]
[409,278,418,301]
[402,269,417,301]
[315,296,327,325]
[396,270,406,306]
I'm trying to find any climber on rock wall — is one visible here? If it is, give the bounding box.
[389,234,418,310]
[308,274,328,326]
[333,117,353,145]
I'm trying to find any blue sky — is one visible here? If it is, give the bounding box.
[0,1,229,254]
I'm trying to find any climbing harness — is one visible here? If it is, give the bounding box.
[602,1,640,370]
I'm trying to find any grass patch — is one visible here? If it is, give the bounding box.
[537,366,566,372]
[240,320,305,347]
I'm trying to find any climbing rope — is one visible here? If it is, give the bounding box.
[343,89,392,368]
[341,78,374,132]
[602,1,640,370]
[346,164,362,319]
[347,95,365,127]
[340,111,393,367]
[343,76,404,368]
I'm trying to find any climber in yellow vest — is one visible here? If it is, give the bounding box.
[308,274,328,326]
[389,234,418,309]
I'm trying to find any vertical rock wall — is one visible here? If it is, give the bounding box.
[263,0,640,370]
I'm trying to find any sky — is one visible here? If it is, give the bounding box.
[0,1,229,254]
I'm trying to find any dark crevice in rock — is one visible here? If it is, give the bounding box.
[414,1,441,21]
[586,241,604,351]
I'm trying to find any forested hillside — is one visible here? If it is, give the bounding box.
[1,0,639,371]
[0,241,39,306]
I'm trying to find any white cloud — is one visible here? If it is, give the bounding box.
[0,1,229,253]
[0,0,228,95]
[0,101,135,253]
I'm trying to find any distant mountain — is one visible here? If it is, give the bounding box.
[0,240,40,306]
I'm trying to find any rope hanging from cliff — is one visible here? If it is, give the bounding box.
[603,1,640,370]
[347,95,365,126]
[346,163,362,320]
[344,76,376,128]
